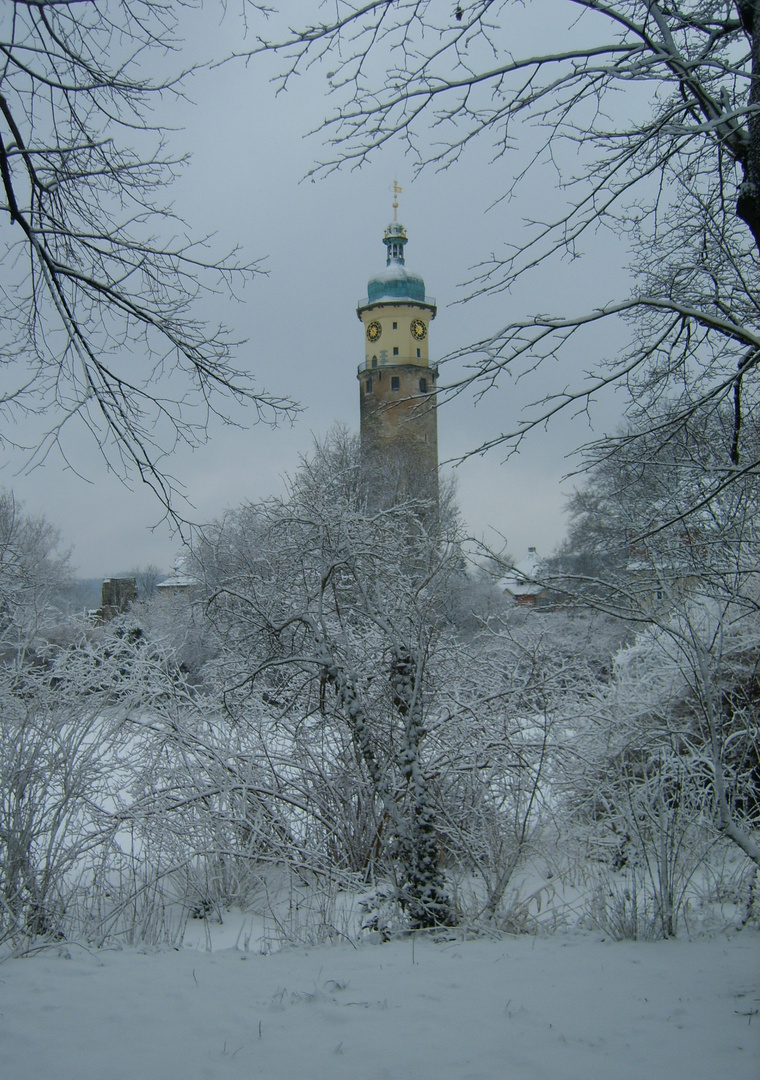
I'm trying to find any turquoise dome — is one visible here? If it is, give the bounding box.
[366,221,428,304]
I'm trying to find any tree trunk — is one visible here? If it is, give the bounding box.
[736,1,760,252]
[391,650,455,929]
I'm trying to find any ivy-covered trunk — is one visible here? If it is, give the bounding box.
[391,650,454,929]
[321,643,455,930]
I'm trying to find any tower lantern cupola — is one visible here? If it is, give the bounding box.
[384,220,407,263]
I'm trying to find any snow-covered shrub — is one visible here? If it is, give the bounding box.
[563,590,760,937]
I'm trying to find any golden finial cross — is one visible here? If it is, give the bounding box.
[392,179,402,221]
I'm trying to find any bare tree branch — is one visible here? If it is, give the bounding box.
[0,1,297,518]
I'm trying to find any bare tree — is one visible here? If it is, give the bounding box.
[192,430,598,930]
[0,489,71,654]
[563,585,760,939]
[130,564,163,602]
[202,468,460,928]
[0,1,294,511]
[259,1,759,522]
[548,413,760,875]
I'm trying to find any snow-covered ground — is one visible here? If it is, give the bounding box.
[1,928,757,1080]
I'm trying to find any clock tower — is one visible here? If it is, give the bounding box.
[357,189,438,509]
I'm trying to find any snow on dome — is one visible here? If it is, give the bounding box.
[367,264,427,304]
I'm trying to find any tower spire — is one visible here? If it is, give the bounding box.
[392,179,402,222]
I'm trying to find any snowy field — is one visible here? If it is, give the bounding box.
[1,929,757,1080]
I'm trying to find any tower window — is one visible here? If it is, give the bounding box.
[391,376,400,391]
[393,346,399,356]
[419,378,427,393]
[366,378,373,393]
[371,356,378,368]
[416,348,421,358]
[392,322,398,330]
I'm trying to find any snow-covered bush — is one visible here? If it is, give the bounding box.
[563,590,760,938]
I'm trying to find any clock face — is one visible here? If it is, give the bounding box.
[366,320,382,343]
[410,318,427,341]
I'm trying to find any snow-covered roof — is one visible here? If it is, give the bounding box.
[156,553,199,592]
[156,574,197,590]
[499,547,544,596]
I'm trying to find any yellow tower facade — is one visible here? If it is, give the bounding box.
[357,204,438,508]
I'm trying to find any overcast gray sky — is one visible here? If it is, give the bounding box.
[2,3,632,579]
